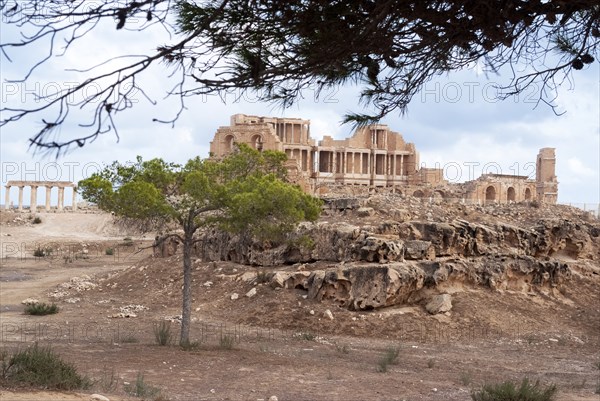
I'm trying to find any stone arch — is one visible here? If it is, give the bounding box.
[433,190,445,200]
[524,187,532,201]
[224,135,235,151]
[485,186,496,202]
[413,190,424,198]
[507,187,516,202]
[250,134,263,150]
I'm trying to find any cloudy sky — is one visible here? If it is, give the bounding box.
[1,11,598,208]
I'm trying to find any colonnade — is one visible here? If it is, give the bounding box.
[4,181,77,212]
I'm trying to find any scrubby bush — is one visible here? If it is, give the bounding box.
[471,378,557,401]
[153,321,172,346]
[377,346,400,373]
[33,247,51,257]
[255,270,271,284]
[124,371,160,398]
[32,217,42,224]
[0,343,90,390]
[219,335,235,350]
[105,248,114,255]
[24,303,59,316]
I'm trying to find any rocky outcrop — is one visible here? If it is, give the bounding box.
[268,256,570,310]
[197,218,597,266]
[197,206,596,311]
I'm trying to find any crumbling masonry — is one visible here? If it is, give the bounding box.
[210,114,558,203]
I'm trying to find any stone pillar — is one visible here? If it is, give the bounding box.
[18,186,24,211]
[4,186,10,210]
[72,187,77,211]
[58,187,64,211]
[45,186,52,211]
[30,186,37,213]
[400,155,404,176]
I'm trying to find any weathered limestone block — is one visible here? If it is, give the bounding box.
[304,264,425,310]
[360,237,404,263]
[356,207,375,217]
[271,271,311,289]
[309,222,364,262]
[425,294,452,314]
[533,218,597,260]
[404,240,435,260]
[411,222,457,256]
[390,208,411,221]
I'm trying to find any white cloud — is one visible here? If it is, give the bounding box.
[567,157,597,178]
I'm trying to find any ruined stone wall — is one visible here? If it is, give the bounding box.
[536,148,558,203]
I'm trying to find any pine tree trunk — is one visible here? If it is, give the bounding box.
[180,229,193,345]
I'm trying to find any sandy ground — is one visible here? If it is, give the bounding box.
[0,210,599,401]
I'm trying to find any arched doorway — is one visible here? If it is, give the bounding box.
[485,186,496,202]
[524,188,532,201]
[507,187,516,202]
[433,190,445,201]
[224,135,235,151]
[250,134,263,151]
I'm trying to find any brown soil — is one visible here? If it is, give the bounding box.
[0,209,599,401]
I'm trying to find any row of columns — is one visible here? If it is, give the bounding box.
[4,185,77,212]
[317,150,409,177]
[276,122,308,144]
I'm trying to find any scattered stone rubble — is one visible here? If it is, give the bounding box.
[110,304,148,318]
[48,275,98,301]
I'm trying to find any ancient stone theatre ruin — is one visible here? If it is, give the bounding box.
[210,114,558,203]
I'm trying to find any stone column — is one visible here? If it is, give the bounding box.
[30,186,38,213]
[72,187,77,211]
[18,186,24,211]
[4,186,10,210]
[45,186,52,211]
[58,187,64,211]
[400,155,404,176]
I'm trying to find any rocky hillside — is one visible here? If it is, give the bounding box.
[197,195,599,311]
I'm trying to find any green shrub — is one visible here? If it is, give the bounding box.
[460,371,474,386]
[32,217,42,224]
[471,378,557,401]
[427,358,436,369]
[24,302,59,316]
[153,321,172,346]
[33,247,51,257]
[377,346,400,373]
[96,365,119,393]
[219,335,235,350]
[124,371,160,398]
[105,248,114,256]
[255,270,271,284]
[0,343,90,390]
